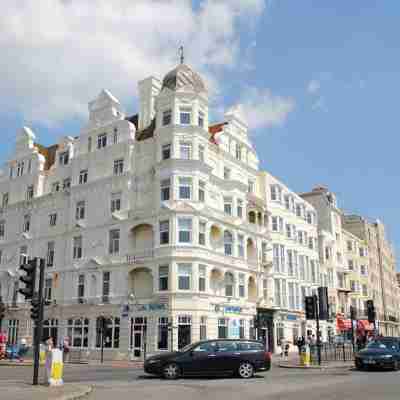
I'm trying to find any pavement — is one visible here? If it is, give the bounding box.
[0,381,92,400]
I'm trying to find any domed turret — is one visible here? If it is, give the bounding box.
[161,63,207,93]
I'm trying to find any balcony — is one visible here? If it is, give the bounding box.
[126,249,154,264]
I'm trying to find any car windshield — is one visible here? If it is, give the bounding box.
[366,340,398,351]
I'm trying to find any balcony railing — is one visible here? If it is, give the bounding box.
[126,249,154,264]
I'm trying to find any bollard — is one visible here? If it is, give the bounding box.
[45,349,64,386]
[300,345,310,367]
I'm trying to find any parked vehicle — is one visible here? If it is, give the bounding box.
[144,339,271,379]
[355,337,400,370]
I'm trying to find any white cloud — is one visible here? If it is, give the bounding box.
[233,87,295,131]
[0,0,265,125]
[307,79,321,94]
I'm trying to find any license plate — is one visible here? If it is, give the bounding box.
[364,359,376,364]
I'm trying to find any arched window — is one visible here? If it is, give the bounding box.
[224,231,233,256]
[225,272,235,297]
[248,211,256,224]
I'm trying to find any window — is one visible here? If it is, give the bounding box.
[178,217,192,243]
[7,320,19,345]
[109,229,120,254]
[47,241,55,267]
[288,283,295,309]
[350,280,357,292]
[347,241,353,251]
[224,167,231,180]
[113,159,124,176]
[96,317,120,349]
[273,244,280,272]
[248,180,255,194]
[236,143,242,161]
[308,237,314,249]
[162,144,171,160]
[87,137,92,152]
[279,217,284,232]
[51,182,60,193]
[160,179,170,201]
[360,265,367,275]
[178,264,191,290]
[287,250,294,276]
[271,185,281,202]
[159,220,169,244]
[263,278,268,299]
[23,214,30,232]
[274,279,281,306]
[59,151,69,165]
[198,145,205,162]
[179,107,192,125]
[73,236,83,259]
[97,133,107,149]
[79,170,88,184]
[67,318,89,348]
[299,255,305,280]
[307,212,313,224]
[224,197,232,215]
[78,274,85,302]
[325,247,331,260]
[224,231,233,255]
[17,161,24,176]
[199,221,206,245]
[178,315,192,349]
[20,246,28,265]
[310,260,317,283]
[239,320,245,339]
[239,274,245,297]
[26,185,34,200]
[237,234,244,258]
[44,278,52,301]
[218,318,228,339]
[159,265,169,291]
[102,272,110,303]
[27,159,31,173]
[75,201,85,220]
[113,128,118,144]
[362,284,368,297]
[0,220,5,239]
[162,109,172,126]
[271,216,278,232]
[237,199,243,218]
[198,180,205,202]
[198,111,205,128]
[225,272,234,297]
[110,192,121,212]
[2,193,8,208]
[298,231,303,245]
[199,265,206,292]
[158,317,169,350]
[359,247,366,257]
[49,213,57,226]
[63,178,71,190]
[284,195,290,210]
[180,141,192,159]
[296,204,302,217]
[348,260,354,271]
[179,177,192,199]
[286,224,291,238]
[200,316,207,340]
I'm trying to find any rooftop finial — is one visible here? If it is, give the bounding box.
[179,45,184,64]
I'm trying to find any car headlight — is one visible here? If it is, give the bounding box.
[381,355,393,359]
[147,359,161,364]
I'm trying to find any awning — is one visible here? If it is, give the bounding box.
[357,320,374,331]
[336,318,352,331]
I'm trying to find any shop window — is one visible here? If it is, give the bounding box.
[67,318,89,348]
[96,317,120,349]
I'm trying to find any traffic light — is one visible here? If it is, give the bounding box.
[0,296,5,327]
[318,287,329,320]
[19,258,37,300]
[366,300,375,323]
[305,296,316,320]
[30,296,41,321]
[350,305,357,320]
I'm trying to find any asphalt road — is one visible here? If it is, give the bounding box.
[1,364,399,400]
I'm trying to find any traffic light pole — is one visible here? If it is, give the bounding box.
[313,294,321,366]
[32,258,45,386]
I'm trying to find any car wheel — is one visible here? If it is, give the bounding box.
[238,362,254,379]
[394,361,400,371]
[163,363,180,380]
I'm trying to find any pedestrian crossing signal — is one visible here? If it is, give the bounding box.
[305,296,316,320]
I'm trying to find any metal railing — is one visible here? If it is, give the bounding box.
[309,343,355,364]
[126,249,154,264]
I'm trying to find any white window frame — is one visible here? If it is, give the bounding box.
[178,217,192,244]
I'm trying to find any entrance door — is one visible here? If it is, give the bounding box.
[130,317,147,358]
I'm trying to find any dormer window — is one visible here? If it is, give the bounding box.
[162,109,172,126]
[59,151,69,165]
[97,133,107,149]
[198,111,205,128]
[179,107,192,125]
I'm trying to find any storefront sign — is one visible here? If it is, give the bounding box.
[228,319,240,339]
[214,305,242,315]
[127,303,168,313]
[287,314,297,321]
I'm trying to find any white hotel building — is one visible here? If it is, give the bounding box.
[0,63,327,359]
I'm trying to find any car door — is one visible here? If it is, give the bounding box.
[182,341,218,376]
[214,341,241,374]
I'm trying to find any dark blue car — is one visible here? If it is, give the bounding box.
[355,337,400,370]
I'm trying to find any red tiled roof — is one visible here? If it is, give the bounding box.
[208,122,227,144]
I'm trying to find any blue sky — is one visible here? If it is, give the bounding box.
[0,1,398,261]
